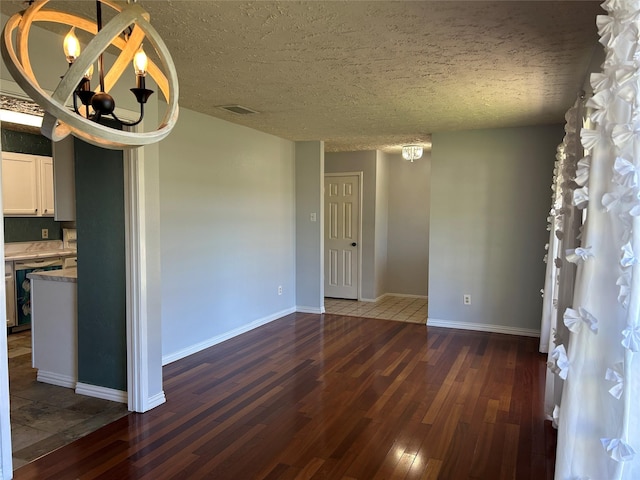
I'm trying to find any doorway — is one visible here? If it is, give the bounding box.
[0,93,160,474]
[324,173,362,299]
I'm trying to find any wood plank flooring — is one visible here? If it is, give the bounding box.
[14,313,556,479]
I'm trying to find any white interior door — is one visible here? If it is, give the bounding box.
[324,175,360,299]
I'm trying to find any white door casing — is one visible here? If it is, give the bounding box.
[0,147,12,478]
[324,174,361,299]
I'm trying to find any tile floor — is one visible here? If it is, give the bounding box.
[324,295,428,324]
[7,331,129,469]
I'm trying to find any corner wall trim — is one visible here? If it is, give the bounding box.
[146,391,167,410]
[360,295,386,303]
[75,383,128,403]
[162,307,297,366]
[360,293,427,303]
[385,293,428,300]
[296,306,325,314]
[427,318,540,337]
[36,371,75,389]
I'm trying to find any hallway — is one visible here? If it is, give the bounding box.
[324,295,427,324]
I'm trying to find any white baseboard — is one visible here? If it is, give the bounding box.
[427,318,540,337]
[360,293,428,303]
[297,306,325,314]
[75,382,128,403]
[37,370,75,389]
[360,295,385,303]
[162,307,297,366]
[385,293,428,300]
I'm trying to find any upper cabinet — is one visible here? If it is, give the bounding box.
[40,157,55,216]
[2,152,54,217]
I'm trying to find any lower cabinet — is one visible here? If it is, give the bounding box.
[30,274,78,387]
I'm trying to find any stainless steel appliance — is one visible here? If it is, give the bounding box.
[62,228,77,269]
[14,257,63,330]
[5,261,15,327]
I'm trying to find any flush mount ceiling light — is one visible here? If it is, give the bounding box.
[0,109,43,128]
[402,145,423,162]
[1,0,179,149]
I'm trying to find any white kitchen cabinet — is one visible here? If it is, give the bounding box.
[2,152,39,215]
[1,152,54,217]
[40,157,55,216]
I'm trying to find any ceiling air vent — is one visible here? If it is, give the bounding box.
[217,105,259,115]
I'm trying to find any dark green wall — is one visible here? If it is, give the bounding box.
[2,128,63,242]
[75,137,127,392]
[4,217,62,242]
[1,128,51,155]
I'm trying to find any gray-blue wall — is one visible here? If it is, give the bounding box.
[429,125,563,333]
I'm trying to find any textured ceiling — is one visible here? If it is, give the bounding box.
[1,1,603,152]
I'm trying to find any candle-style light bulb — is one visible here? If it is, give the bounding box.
[129,44,154,105]
[133,45,148,76]
[84,63,94,80]
[63,27,80,64]
[133,45,148,89]
[80,63,94,92]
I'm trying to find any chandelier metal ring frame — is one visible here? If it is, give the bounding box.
[1,0,179,149]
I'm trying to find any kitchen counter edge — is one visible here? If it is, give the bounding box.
[27,268,77,283]
[5,249,77,262]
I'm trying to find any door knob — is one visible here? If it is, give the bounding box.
[351,242,357,247]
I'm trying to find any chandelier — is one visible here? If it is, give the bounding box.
[1,0,179,149]
[402,145,423,162]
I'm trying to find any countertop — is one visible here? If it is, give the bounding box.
[4,240,76,262]
[5,249,77,262]
[27,268,77,283]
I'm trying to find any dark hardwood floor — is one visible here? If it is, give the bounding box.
[14,313,556,479]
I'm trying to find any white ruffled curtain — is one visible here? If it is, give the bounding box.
[540,96,585,420]
[543,0,640,478]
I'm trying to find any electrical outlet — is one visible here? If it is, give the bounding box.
[310,212,317,222]
[41,228,49,239]
[463,294,471,305]
[278,285,283,295]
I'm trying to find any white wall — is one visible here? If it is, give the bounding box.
[429,125,563,334]
[385,151,430,297]
[159,108,296,362]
